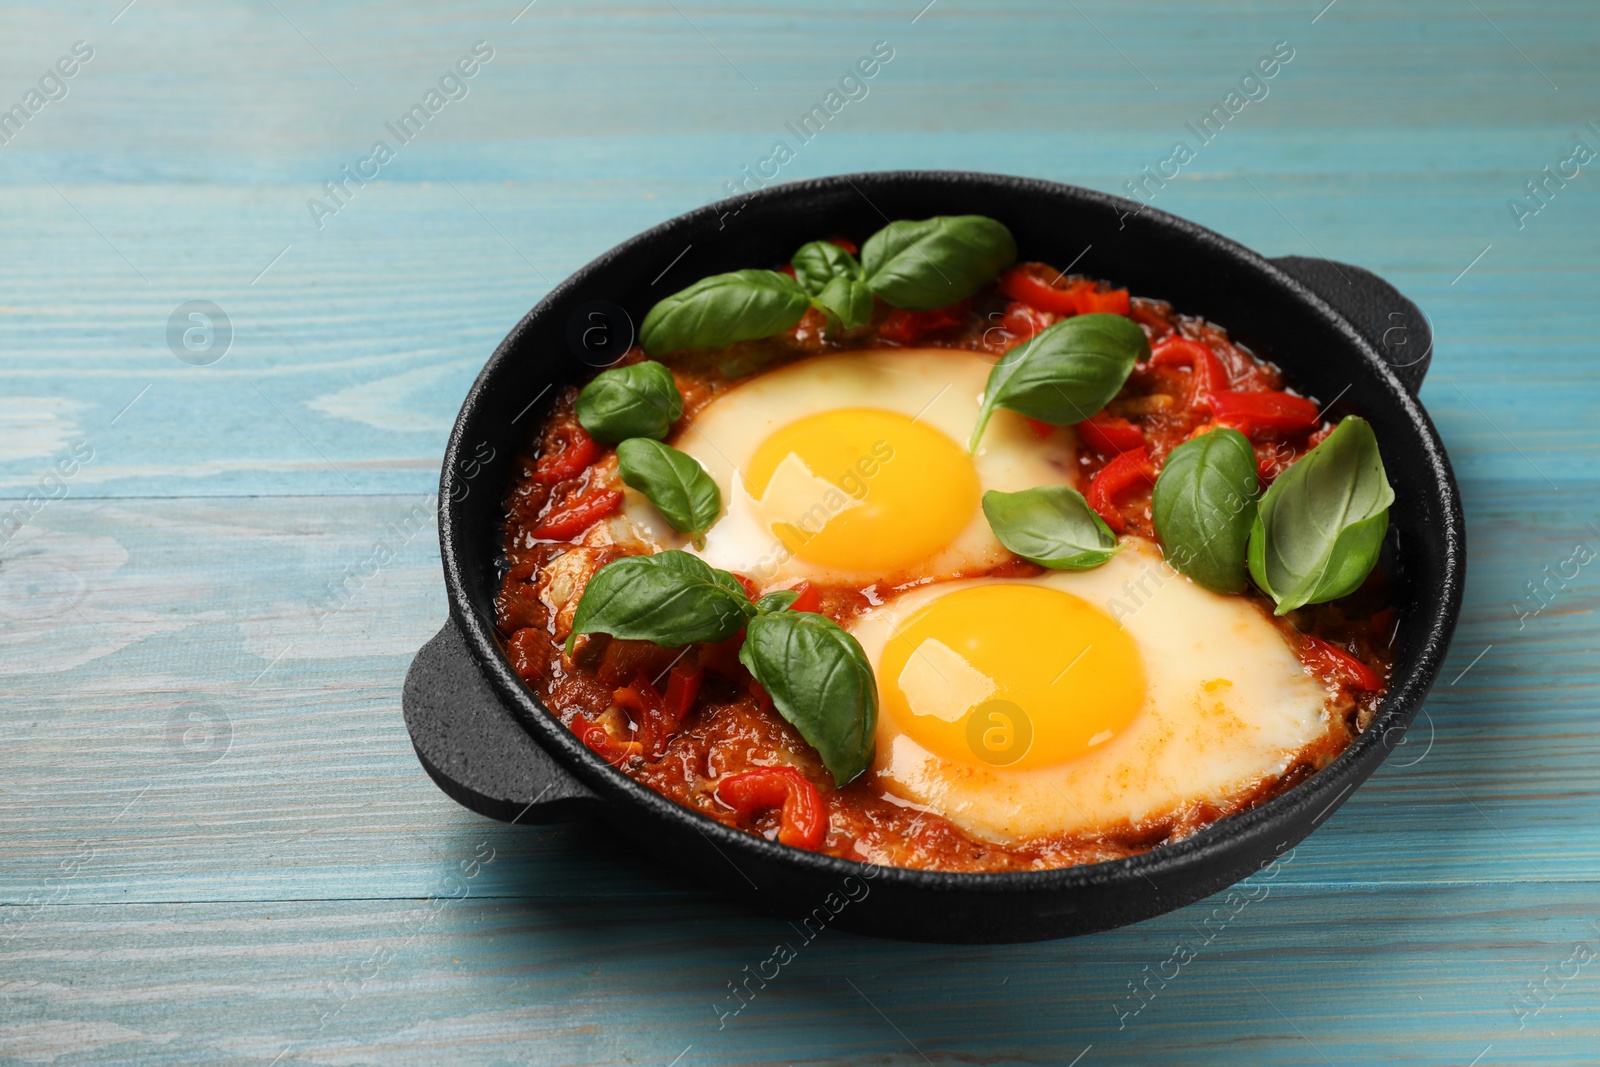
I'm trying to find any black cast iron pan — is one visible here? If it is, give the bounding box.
[404,171,1464,943]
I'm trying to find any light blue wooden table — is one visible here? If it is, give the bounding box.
[3,1,1597,1063]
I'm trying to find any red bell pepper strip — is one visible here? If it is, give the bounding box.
[611,675,664,756]
[1077,413,1146,455]
[998,265,1088,315]
[731,572,762,603]
[1300,636,1383,691]
[1086,448,1155,533]
[1000,265,1129,317]
[1074,287,1131,315]
[662,662,703,721]
[999,265,1090,315]
[1149,336,1229,406]
[1209,390,1320,437]
[1024,417,1056,439]
[879,300,971,345]
[786,581,823,615]
[826,237,858,255]
[533,422,600,484]
[570,713,642,766]
[615,665,703,759]
[717,766,827,851]
[532,484,623,540]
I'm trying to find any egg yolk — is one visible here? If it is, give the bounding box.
[744,407,980,574]
[877,584,1146,770]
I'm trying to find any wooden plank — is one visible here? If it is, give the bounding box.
[0,0,1592,179]
[3,884,1597,1066]
[1,174,1597,500]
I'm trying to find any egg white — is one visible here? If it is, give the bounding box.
[619,347,1077,586]
[848,537,1335,845]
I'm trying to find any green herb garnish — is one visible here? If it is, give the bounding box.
[1247,416,1393,614]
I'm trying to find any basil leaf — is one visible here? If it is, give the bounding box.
[791,240,862,294]
[566,550,754,654]
[755,589,800,614]
[968,313,1146,452]
[860,215,1017,311]
[813,275,875,329]
[981,487,1117,569]
[640,269,810,357]
[574,361,683,444]
[1247,416,1394,614]
[739,610,878,785]
[617,438,721,543]
[1151,427,1261,593]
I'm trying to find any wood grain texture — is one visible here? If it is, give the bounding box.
[4,885,1598,1067]
[2,0,1598,1064]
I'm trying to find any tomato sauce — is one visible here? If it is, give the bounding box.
[493,264,1394,872]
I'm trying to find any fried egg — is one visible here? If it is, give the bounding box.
[848,537,1333,845]
[619,348,1076,585]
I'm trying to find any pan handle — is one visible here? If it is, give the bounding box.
[404,618,602,824]
[1271,255,1432,396]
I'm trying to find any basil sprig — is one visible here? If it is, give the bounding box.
[639,215,1019,354]
[791,240,860,293]
[792,240,874,328]
[860,215,1017,310]
[1247,416,1394,614]
[566,551,753,654]
[969,313,1147,452]
[814,274,875,329]
[1151,427,1261,593]
[566,554,879,785]
[740,609,878,785]
[640,269,810,357]
[982,486,1117,569]
[617,438,721,544]
[575,361,683,444]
